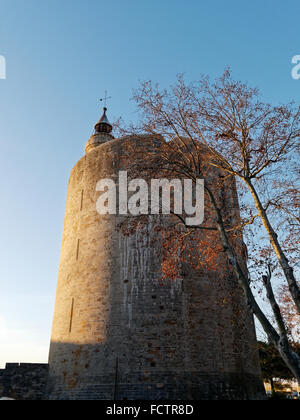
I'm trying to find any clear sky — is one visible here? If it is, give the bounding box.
[0,0,299,367]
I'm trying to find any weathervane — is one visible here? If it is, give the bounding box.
[100,90,112,108]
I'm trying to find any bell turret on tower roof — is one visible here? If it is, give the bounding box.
[85,106,114,154]
[94,107,113,134]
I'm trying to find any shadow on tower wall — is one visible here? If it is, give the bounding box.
[47,269,266,401]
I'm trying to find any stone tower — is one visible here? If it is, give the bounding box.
[47,107,265,400]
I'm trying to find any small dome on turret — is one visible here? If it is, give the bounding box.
[94,107,113,134]
[85,106,114,154]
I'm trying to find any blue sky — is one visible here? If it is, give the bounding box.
[0,0,299,367]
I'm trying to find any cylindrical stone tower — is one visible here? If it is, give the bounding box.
[47,108,265,400]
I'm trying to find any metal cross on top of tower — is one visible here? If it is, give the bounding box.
[99,90,112,108]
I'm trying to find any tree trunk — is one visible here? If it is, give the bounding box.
[270,378,275,397]
[277,338,300,385]
[245,178,300,315]
[205,186,300,383]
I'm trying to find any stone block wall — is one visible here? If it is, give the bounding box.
[47,135,265,400]
[0,363,49,400]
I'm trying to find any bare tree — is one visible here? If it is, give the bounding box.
[128,70,300,314]
[116,70,300,381]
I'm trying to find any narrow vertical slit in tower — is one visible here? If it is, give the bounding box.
[80,190,84,211]
[76,239,80,261]
[114,357,119,400]
[69,298,74,333]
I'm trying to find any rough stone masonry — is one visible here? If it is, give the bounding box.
[1,109,266,400]
[0,364,49,400]
[46,109,265,400]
